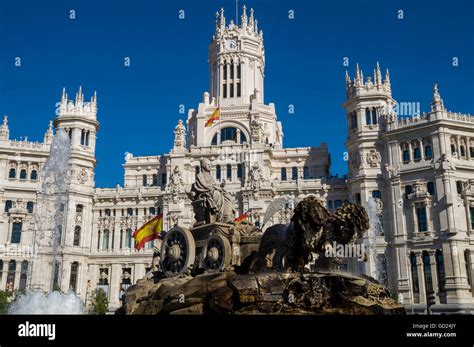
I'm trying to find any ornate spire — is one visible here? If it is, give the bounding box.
[76,86,84,106]
[384,68,391,85]
[345,70,351,88]
[431,83,445,111]
[249,8,255,29]
[255,19,258,33]
[355,63,361,84]
[3,115,8,127]
[44,120,54,144]
[220,7,226,31]
[376,62,382,85]
[215,11,220,32]
[241,5,248,28]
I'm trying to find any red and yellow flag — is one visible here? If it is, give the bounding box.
[133,214,163,251]
[235,211,249,223]
[205,108,220,127]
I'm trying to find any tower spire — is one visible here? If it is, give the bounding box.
[241,4,248,29]
[376,62,382,86]
[220,8,226,31]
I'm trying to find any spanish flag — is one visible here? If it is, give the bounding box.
[205,108,220,127]
[133,214,163,251]
[235,211,249,223]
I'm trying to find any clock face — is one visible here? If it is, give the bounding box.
[226,40,237,50]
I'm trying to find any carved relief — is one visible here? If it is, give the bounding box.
[366,149,381,167]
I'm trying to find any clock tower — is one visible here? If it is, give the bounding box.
[209,6,265,106]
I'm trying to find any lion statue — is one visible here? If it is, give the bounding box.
[237,196,370,273]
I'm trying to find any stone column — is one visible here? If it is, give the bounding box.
[456,136,461,158]
[429,251,440,303]
[0,266,7,290]
[408,142,413,163]
[109,264,121,308]
[416,252,427,304]
[412,203,418,234]
[236,128,241,144]
[466,137,471,159]
[419,139,424,160]
[13,265,21,290]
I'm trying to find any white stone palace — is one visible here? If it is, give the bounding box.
[0,7,473,313]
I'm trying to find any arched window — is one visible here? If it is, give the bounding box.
[237,163,243,180]
[126,229,133,249]
[102,230,109,250]
[365,109,371,125]
[291,167,298,180]
[281,168,287,181]
[6,260,16,291]
[413,147,421,161]
[226,164,232,180]
[69,262,79,292]
[27,201,34,213]
[19,169,27,180]
[127,208,133,216]
[451,144,457,156]
[372,108,378,125]
[221,128,237,142]
[402,149,410,163]
[73,226,81,246]
[4,200,12,213]
[470,146,474,159]
[30,170,38,180]
[230,60,234,79]
[410,252,419,295]
[460,145,466,157]
[19,260,28,291]
[422,251,433,293]
[437,250,446,292]
[216,165,221,180]
[424,145,433,159]
[9,168,16,179]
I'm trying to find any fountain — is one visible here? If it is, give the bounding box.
[9,128,85,314]
[365,197,388,285]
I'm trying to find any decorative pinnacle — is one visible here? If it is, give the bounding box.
[3,115,8,126]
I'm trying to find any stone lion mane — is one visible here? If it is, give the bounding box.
[237,196,370,273]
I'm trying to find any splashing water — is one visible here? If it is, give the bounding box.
[262,195,300,227]
[9,291,84,314]
[365,197,387,284]
[11,129,85,314]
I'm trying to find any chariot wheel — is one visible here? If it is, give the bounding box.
[161,226,196,277]
[202,233,232,272]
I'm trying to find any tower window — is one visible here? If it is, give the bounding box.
[226,164,232,180]
[451,144,457,156]
[126,229,133,249]
[222,84,227,98]
[27,201,34,213]
[142,175,147,187]
[460,145,466,157]
[437,250,446,292]
[410,253,419,294]
[69,262,79,292]
[221,127,237,142]
[372,109,378,125]
[281,168,287,181]
[422,251,433,293]
[30,170,38,180]
[11,221,22,243]
[427,182,435,195]
[413,147,421,161]
[470,207,474,229]
[237,163,243,180]
[73,226,81,246]
[291,167,298,180]
[20,169,27,180]
[237,83,241,97]
[470,147,474,158]
[424,145,433,159]
[230,62,234,79]
[223,64,227,80]
[237,64,241,79]
[366,109,371,125]
[402,149,410,163]
[216,165,221,180]
[152,174,158,186]
[9,168,16,179]
[230,84,234,98]
[161,173,167,185]
[416,207,428,232]
[127,208,133,216]
[4,200,12,212]
[102,230,110,250]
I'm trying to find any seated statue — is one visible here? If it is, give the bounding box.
[190,159,235,224]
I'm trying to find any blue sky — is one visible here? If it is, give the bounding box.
[0,0,473,187]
